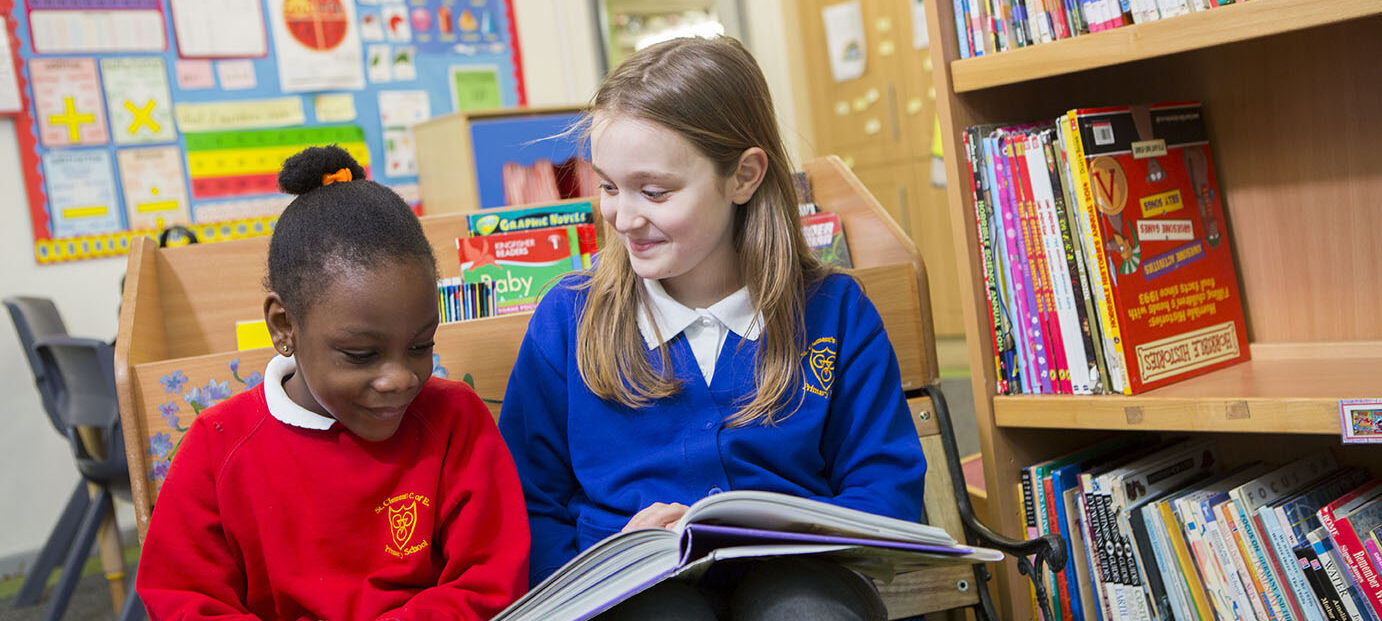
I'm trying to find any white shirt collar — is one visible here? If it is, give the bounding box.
[263,355,336,430]
[635,279,761,349]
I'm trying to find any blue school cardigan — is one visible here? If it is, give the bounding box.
[498,273,928,584]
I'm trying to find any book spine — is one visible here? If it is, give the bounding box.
[1053,124,1109,393]
[1237,501,1305,621]
[1322,507,1382,618]
[1160,502,1215,621]
[1264,505,1331,621]
[998,135,1047,393]
[1030,131,1090,394]
[1006,138,1055,392]
[981,136,1022,392]
[1211,500,1274,620]
[1179,497,1239,621]
[1062,112,1130,394]
[1069,490,1101,621]
[1315,532,1374,621]
[964,128,1009,395]
[1224,501,1284,620]
[1046,134,1100,394]
[991,137,1034,393]
[1040,474,1068,619]
[1054,472,1087,621]
[1131,504,1180,621]
[1084,479,1124,621]
[1012,138,1062,393]
[1299,543,1350,621]
[955,0,973,58]
[1080,477,1117,621]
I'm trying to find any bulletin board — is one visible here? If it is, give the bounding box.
[1,0,526,264]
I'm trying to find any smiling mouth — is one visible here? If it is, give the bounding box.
[627,239,663,253]
[366,406,409,420]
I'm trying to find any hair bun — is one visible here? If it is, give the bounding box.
[278,145,368,195]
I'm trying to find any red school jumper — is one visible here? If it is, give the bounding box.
[138,358,529,621]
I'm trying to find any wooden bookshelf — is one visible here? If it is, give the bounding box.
[924,0,1382,617]
[949,0,1382,92]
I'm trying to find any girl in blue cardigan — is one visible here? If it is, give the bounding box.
[499,36,927,621]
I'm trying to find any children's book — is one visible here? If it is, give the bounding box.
[1067,102,1250,393]
[800,211,853,268]
[457,224,597,315]
[466,200,595,237]
[491,491,1003,621]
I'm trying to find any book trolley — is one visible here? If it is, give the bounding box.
[921,0,1382,617]
[114,156,1063,620]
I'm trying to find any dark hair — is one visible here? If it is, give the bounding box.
[267,145,438,316]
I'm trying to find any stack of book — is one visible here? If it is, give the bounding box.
[1023,437,1382,621]
[962,101,1249,395]
[456,202,598,317]
[953,0,1240,59]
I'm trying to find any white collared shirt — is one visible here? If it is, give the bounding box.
[263,355,336,430]
[635,279,762,384]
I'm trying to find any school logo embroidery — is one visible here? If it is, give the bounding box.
[802,337,837,398]
[376,492,432,558]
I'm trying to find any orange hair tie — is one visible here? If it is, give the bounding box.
[321,168,353,186]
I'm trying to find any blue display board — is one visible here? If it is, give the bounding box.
[3,0,525,263]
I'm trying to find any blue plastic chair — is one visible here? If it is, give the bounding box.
[5,297,144,621]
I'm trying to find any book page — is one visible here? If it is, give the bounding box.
[678,490,954,545]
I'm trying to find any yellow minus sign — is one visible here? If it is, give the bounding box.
[62,205,109,218]
[136,200,181,213]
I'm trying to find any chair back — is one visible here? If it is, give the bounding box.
[4,296,69,432]
[34,337,130,491]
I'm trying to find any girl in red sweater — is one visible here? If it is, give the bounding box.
[137,146,529,620]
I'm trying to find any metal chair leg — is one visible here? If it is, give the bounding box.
[43,488,111,621]
[15,481,90,607]
[118,578,146,621]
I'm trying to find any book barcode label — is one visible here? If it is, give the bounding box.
[1093,122,1115,145]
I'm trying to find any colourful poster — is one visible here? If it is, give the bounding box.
[30,57,110,147]
[168,0,267,58]
[184,125,369,200]
[43,150,122,237]
[100,57,176,145]
[266,0,365,93]
[116,146,192,230]
[0,16,21,113]
[28,8,165,53]
[449,65,500,112]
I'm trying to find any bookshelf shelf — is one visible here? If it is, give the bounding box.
[993,348,1382,434]
[949,0,1382,92]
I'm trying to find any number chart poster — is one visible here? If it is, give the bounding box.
[2,0,525,264]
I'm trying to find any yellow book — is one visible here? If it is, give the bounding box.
[1158,500,1215,621]
[1059,111,1131,394]
[235,319,273,351]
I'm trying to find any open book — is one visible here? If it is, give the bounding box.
[494,490,1004,621]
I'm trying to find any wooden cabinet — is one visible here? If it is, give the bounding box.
[921,0,1382,617]
[795,0,964,336]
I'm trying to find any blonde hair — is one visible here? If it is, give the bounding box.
[576,36,829,427]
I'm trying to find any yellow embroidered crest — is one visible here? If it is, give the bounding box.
[803,337,837,397]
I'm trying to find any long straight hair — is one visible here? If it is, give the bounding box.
[576,36,829,427]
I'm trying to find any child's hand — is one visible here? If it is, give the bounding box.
[622,502,690,531]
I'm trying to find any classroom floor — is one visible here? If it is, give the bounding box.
[0,339,979,621]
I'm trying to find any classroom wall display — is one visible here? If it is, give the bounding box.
[2,0,526,264]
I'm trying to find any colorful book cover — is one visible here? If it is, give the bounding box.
[466,201,594,237]
[799,211,853,268]
[457,223,597,315]
[1319,481,1382,619]
[1069,102,1250,393]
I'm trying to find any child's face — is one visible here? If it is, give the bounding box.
[270,259,439,442]
[592,114,762,308]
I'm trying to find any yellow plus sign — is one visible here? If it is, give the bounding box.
[49,96,96,143]
[124,99,161,135]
